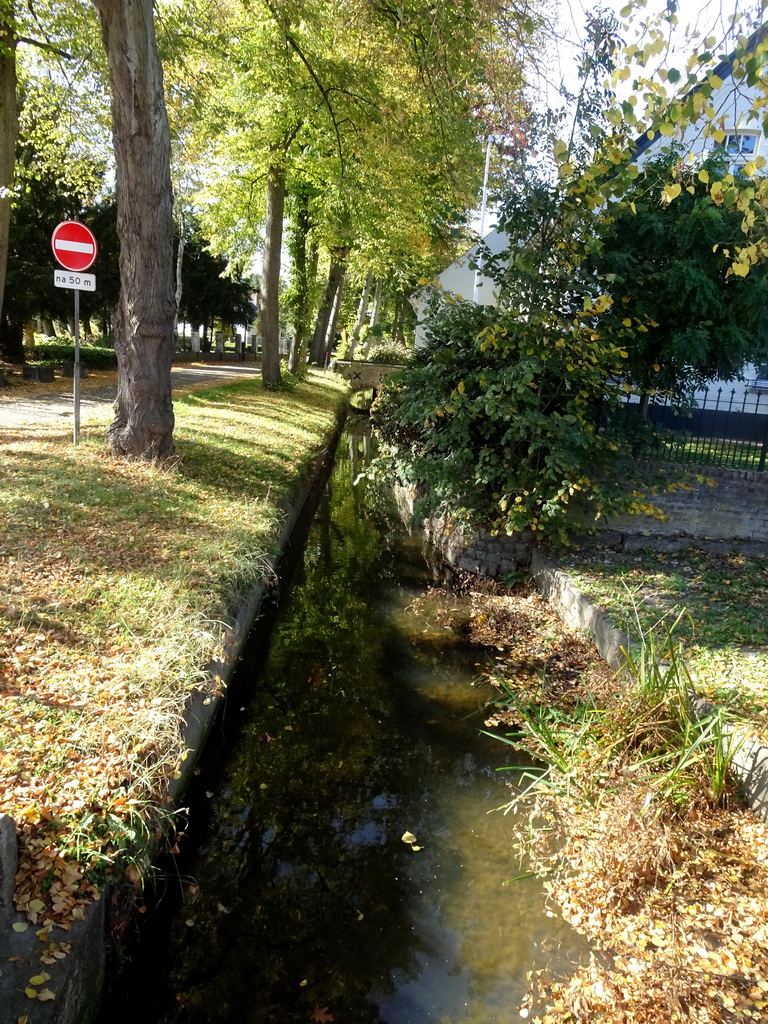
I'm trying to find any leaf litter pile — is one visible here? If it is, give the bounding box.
[0,372,347,971]
[435,573,768,1023]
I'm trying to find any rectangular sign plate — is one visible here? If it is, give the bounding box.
[53,270,96,292]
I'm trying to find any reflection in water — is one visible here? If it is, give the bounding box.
[105,425,583,1024]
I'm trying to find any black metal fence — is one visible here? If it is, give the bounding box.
[625,383,768,472]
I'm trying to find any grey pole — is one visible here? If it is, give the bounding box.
[73,287,81,444]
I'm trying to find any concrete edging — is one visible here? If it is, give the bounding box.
[0,407,346,1024]
[530,547,768,823]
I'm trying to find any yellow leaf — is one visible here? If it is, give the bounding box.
[28,899,45,913]
[37,990,56,1002]
[659,123,675,136]
[12,923,29,933]
[401,831,417,844]
[24,990,37,1000]
[730,262,750,277]
[663,183,682,202]
[698,168,709,183]
[653,363,661,371]
[457,381,465,394]
[744,160,757,176]
[713,128,725,143]
[28,976,47,987]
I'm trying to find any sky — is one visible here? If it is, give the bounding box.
[471,0,760,233]
[546,0,756,100]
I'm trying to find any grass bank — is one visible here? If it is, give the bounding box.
[0,370,347,930]
[559,545,768,728]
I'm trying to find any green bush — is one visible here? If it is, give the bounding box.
[28,339,117,370]
[371,298,656,542]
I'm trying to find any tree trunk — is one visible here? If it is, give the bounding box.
[287,189,312,374]
[309,261,343,364]
[261,163,284,387]
[362,277,383,359]
[92,0,176,460]
[174,211,185,337]
[369,277,382,329]
[323,267,345,365]
[346,269,372,360]
[0,9,18,327]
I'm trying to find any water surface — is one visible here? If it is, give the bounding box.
[102,428,582,1023]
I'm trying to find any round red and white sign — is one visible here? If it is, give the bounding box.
[51,221,98,272]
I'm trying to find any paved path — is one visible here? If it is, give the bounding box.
[0,364,261,428]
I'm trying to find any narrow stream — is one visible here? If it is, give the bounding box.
[100,425,583,1024]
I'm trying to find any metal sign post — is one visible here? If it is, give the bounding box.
[51,222,98,444]
[73,287,81,444]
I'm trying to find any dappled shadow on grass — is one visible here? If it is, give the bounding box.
[0,371,349,927]
[174,432,305,497]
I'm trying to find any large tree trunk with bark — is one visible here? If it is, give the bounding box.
[0,9,18,327]
[92,0,176,460]
[261,164,284,386]
[310,260,344,364]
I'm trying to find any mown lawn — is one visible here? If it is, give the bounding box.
[0,370,348,930]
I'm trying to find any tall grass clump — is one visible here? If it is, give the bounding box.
[489,614,766,1021]
[496,613,742,818]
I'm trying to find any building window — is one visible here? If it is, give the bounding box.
[726,132,758,156]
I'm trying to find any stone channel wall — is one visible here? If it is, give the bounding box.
[393,484,533,578]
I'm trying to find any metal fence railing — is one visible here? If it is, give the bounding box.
[624,383,768,472]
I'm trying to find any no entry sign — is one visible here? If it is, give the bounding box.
[51,221,98,272]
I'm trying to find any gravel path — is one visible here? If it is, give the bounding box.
[0,363,261,428]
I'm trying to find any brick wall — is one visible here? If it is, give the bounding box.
[604,464,768,543]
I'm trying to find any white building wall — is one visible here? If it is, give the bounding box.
[413,228,509,348]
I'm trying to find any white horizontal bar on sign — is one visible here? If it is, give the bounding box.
[54,239,94,254]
